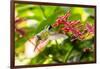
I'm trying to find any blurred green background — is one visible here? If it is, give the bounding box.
[15,3,95,65]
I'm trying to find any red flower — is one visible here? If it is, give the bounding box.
[52,11,70,27]
[86,23,94,34]
[62,10,70,21]
[70,20,80,27]
[61,27,70,32]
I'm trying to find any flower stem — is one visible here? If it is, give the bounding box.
[64,46,74,63]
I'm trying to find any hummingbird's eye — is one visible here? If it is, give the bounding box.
[37,35,41,40]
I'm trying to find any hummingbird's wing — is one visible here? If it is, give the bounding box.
[48,33,68,40]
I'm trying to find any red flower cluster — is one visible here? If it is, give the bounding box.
[86,23,94,34]
[52,11,94,40]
